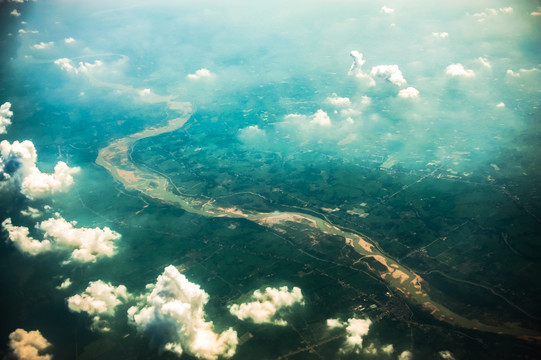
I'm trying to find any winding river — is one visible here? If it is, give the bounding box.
[95,93,540,340]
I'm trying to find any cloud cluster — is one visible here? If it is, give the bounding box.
[0,140,80,199]
[8,329,53,360]
[54,58,103,75]
[39,216,121,263]
[128,265,237,360]
[473,7,513,22]
[2,215,121,263]
[187,68,215,80]
[0,102,13,134]
[68,280,130,331]
[229,286,304,326]
[445,63,475,77]
[348,51,418,97]
[10,9,21,17]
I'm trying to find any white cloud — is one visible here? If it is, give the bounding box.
[128,265,237,360]
[310,109,332,127]
[506,69,520,77]
[500,7,513,13]
[8,329,53,360]
[326,318,343,329]
[432,32,448,38]
[496,102,505,108]
[381,344,394,355]
[21,206,42,218]
[343,318,372,354]
[0,139,80,199]
[10,9,21,16]
[64,37,76,44]
[187,68,215,80]
[398,87,419,99]
[532,7,541,16]
[229,286,304,326]
[54,58,103,75]
[380,6,394,14]
[138,88,151,96]
[326,94,351,107]
[2,218,52,255]
[56,278,72,290]
[438,350,456,359]
[0,102,13,134]
[445,63,475,77]
[327,317,373,354]
[348,51,376,86]
[398,350,414,360]
[18,29,39,34]
[238,125,266,145]
[370,65,407,86]
[2,215,121,263]
[506,67,541,78]
[38,216,121,263]
[32,41,54,50]
[478,57,491,68]
[68,280,130,331]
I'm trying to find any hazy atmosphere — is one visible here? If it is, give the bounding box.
[1,1,541,359]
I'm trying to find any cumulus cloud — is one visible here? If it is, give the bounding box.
[68,280,130,331]
[10,9,21,16]
[348,51,376,86]
[327,317,373,354]
[2,218,52,255]
[21,206,42,218]
[445,63,475,77]
[380,6,394,14]
[326,93,351,107]
[64,37,76,44]
[128,265,237,360]
[187,68,215,80]
[54,58,103,75]
[342,318,372,354]
[8,329,53,360]
[310,109,332,127]
[0,102,13,134]
[229,286,304,326]
[370,65,407,86]
[496,102,505,108]
[0,140,80,198]
[2,215,121,263]
[532,7,541,16]
[38,216,121,263]
[398,350,414,360]
[432,32,448,38]
[32,41,54,50]
[398,87,419,99]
